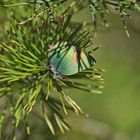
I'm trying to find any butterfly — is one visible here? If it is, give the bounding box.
[48,42,96,78]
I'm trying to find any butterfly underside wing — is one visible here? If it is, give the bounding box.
[48,43,96,75]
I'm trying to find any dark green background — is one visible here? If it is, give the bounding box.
[0,4,140,140]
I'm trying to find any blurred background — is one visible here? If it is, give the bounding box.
[0,3,140,140]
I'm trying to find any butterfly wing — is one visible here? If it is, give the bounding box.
[48,45,96,75]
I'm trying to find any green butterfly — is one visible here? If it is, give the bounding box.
[48,43,96,77]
